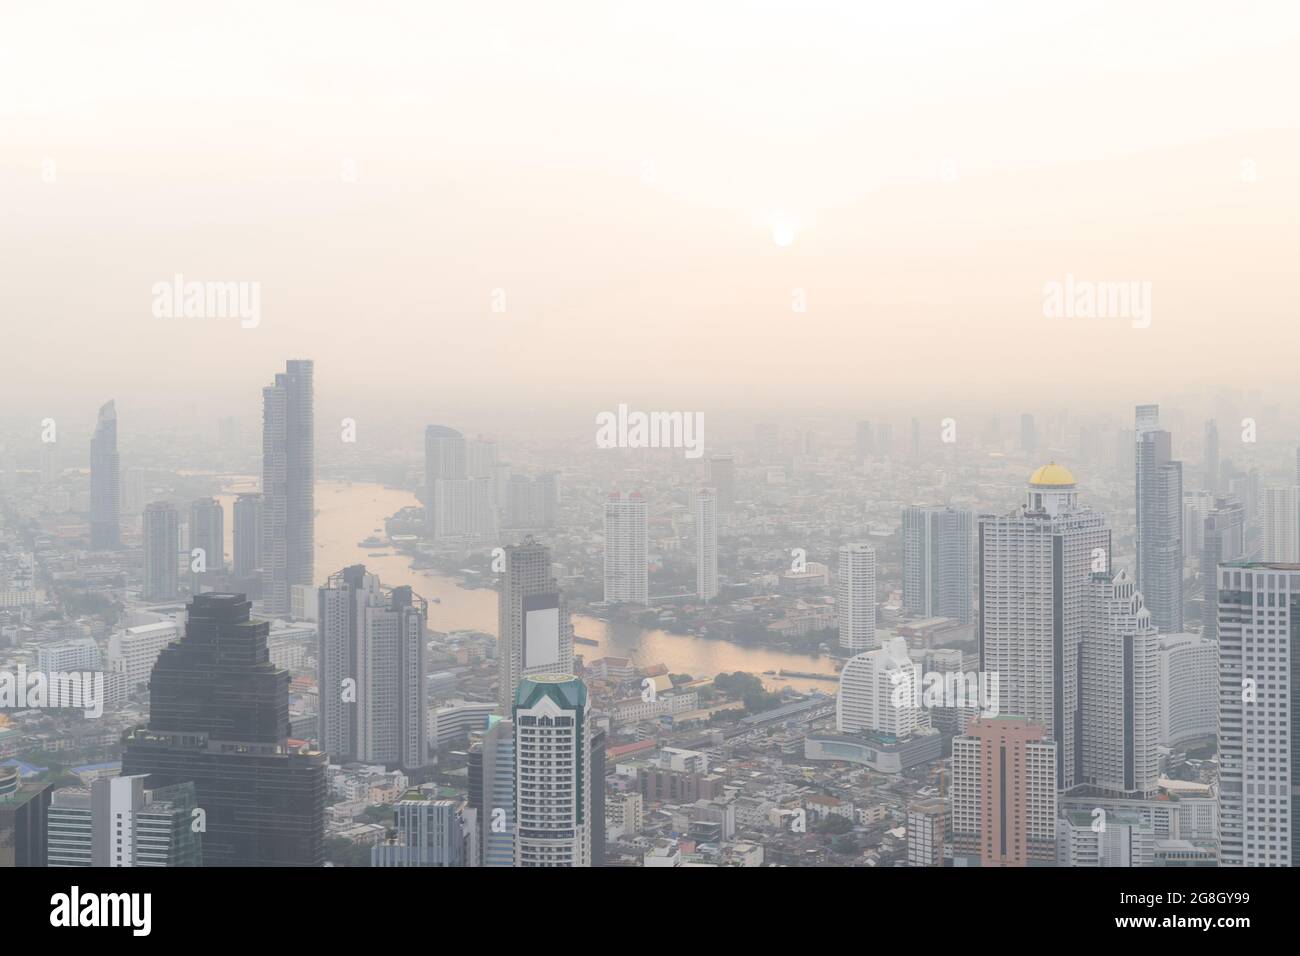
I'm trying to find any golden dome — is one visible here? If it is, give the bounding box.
[1029,462,1076,486]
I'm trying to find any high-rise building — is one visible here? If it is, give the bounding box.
[261,359,314,618]
[708,456,735,512]
[1135,404,1184,632]
[902,506,972,624]
[1204,419,1220,494]
[47,776,201,867]
[836,637,922,736]
[424,424,466,537]
[467,716,515,867]
[1081,568,1160,799]
[505,473,557,529]
[107,621,180,691]
[318,566,429,769]
[1261,486,1300,562]
[837,543,877,653]
[906,800,945,867]
[603,492,648,605]
[1057,811,1155,867]
[1020,413,1037,454]
[1201,497,1245,638]
[513,674,592,867]
[497,537,575,713]
[232,493,262,580]
[189,497,224,592]
[371,794,472,867]
[1155,633,1218,747]
[695,489,718,602]
[978,463,1110,789]
[89,399,121,550]
[0,766,50,867]
[951,717,1057,867]
[1216,563,1299,866]
[121,593,327,867]
[142,501,179,602]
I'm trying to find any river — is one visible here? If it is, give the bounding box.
[216,478,840,691]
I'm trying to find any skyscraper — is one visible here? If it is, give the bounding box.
[1201,497,1245,639]
[261,359,314,618]
[951,717,1058,867]
[978,463,1110,789]
[232,492,262,580]
[142,501,179,602]
[1135,404,1184,632]
[513,674,591,867]
[89,399,120,550]
[122,593,326,867]
[189,497,224,591]
[425,424,466,537]
[467,716,515,867]
[695,488,718,602]
[497,537,574,713]
[603,492,648,605]
[1204,419,1220,494]
[902,506,972,624]
[1261,486,1300,562]
[1216,563,1298,866]
[837,543,877,653]
[1081,568,1160,799]
[318,566,429,769]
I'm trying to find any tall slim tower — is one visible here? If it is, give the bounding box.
[497,537,574,713]
[142,501,179,602]
[1135,404,1184,631]
[1201,498,1245,639]
[837,543,877,653]
[261,360,314,617]
[978,463,1110,789]
[695,489,718,602]
[513,674,591,867]
[603,492,648,605]
[902,506,972,624]
[89,400,121,550]
[467,716,515,867]
[1217,563,1298,866]
[1261,487,1300,562]
[318,566,429,769]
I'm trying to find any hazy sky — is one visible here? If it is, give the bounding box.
[3,1,1299,421]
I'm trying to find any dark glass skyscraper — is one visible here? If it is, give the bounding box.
[261,360,314,616]
[122,593,326,866]
[89,399,120,550]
